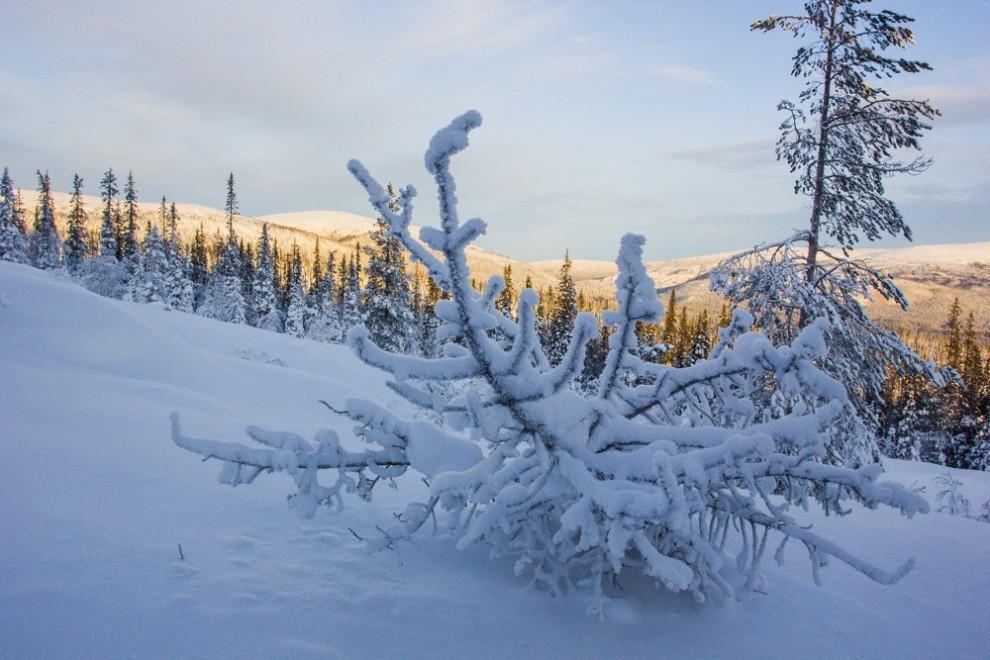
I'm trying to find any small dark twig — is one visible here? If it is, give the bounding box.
[319,399,348,416]
[177,543,185,561]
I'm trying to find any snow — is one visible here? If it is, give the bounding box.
[533,242,990,289]
[2,261,989,659]
[257,210,380,237]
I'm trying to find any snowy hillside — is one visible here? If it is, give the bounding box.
[17,183,990,329]
[2,262,989,659]
[258,210,380,237]
[536,242,990,332]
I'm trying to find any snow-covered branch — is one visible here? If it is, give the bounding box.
[174,111,930,616]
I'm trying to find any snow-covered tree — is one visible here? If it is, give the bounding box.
[495,264,515,318]
[121,171,140,267]
[198,207,246,324]
[165,202,180,258]
[98,169,119,260]
[64,174,89,272]
[363,191,415,353]
[687,309,712,365]
[338,248,363,336]
[284,244,308,338]
[713,1,946,456]
[29,171,62,270]
[711,235,944,464]
[225,172,238,233]
[307,250,341,343]
[125,225,169,304]
[77,169,128,297]
[174,111,928,616]
[156,202,193,312]
[0,168,29,264]
[164,251,195,313]
[545,252,577,366]
[251,223,282,332]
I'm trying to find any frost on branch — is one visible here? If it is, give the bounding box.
[709,233,949,463]
[173,111,928,615]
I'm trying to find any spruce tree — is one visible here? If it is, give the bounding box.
[688,309,712,365]
[29,171,61,270]
[714,1,945,458]
[418,275,443,358]
[239,240,255,309]
[143,225,169,302]
[122,171,140,266]
[198,179,245,324]
[166,202,180,258]
[495,264,515,318]
[126,225,169,304]
[339,247,363,335]
[662,290,679,364]
[308,249,341,342]
[945,298,963,372]
[189,225,209,294]
[98,169,119,260]
[546,252,577,366]
[164,246,195,313]
[962,313,983,392]
[284,244,308,338]
[64,174,89,272]
[0,168,29,263]
[674,307,691,367]
[225,172,237,235]
[251,223,282,332]
[363,203,415,354]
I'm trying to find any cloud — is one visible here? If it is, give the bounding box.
[667,138,776,168]
[647,64,715,84]
[895,84,990,124]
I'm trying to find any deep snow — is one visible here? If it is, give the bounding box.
[1,261,988,659]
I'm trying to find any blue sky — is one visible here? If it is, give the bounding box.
[3,0,989,260]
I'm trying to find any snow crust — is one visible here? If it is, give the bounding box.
[2,261,989,659]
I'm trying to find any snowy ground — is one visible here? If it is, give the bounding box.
[2,261,988,659]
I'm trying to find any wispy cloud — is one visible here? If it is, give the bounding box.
[896,84,990,124]
[667,138,775,167]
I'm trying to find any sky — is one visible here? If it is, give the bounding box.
[3,0,989,260]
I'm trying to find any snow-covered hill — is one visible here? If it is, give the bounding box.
[17,186,990,330]
[1,262,988,659]
[535,242,990,333]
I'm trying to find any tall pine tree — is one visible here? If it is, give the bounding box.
[251,223,282,332]
[363,191,415,354]
[545,252,577,366]
[0,168,29,263]
[29,171,61,270]
[284,244,308,338]
[64,174,88,272]
[121,171,140,266]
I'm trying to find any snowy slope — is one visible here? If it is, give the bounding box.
[2,265,989,659]
[258,210,379,237]
[18,183,990,329]
[536,242,990,333]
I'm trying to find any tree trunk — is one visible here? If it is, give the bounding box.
[802,0,838,325]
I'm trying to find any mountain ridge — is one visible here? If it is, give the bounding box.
[16,189,990,334]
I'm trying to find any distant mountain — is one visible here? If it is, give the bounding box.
[18,188,989,334]
[534,242,990,334]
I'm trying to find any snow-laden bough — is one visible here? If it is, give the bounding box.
[173,111,929,616]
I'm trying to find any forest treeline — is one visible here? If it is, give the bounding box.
[0,166,987,470]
